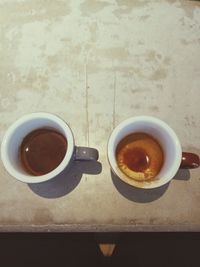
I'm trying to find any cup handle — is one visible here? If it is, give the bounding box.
[180,152,200,169]
[74,146,99,161]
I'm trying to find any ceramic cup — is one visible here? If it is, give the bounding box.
[108,116,199,189]
[1,112,99,183]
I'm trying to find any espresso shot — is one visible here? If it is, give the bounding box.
[116,132,164,182]
[20,128,67,176]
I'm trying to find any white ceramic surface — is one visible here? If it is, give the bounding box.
[1,112,74,183]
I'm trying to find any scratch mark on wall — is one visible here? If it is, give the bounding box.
[85,63,89,146]
[113,71,116,129]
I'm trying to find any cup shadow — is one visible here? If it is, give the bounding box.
[111,170,170,203]
[173,169,191,181]
[28,161,102,199]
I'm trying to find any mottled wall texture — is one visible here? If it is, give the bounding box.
[0,0,200,231]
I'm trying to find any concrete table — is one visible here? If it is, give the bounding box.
[0,0,200,232]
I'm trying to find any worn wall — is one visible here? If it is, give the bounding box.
[0,0,200,231]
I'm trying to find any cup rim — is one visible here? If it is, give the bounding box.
[1,112,74,183]
[107,115,182,189]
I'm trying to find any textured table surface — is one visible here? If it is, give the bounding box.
[0,0,200,232]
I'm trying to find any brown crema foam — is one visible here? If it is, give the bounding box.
[116,132,164,182]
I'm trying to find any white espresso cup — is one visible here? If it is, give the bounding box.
[1,112,99,183]
[108,116,199,189]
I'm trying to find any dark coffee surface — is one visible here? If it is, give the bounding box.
[123,147,150,173]
[20,128,67,176]
[116,132,164,181]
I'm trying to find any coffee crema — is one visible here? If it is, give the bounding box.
[116,132,164,181]
[20,128,67,176]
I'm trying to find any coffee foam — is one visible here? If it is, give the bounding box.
[116,133,164,182]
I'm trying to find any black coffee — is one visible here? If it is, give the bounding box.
[20,128,67,176]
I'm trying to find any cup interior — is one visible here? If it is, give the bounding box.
[1,113,74,183]
[108,116,182,189]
